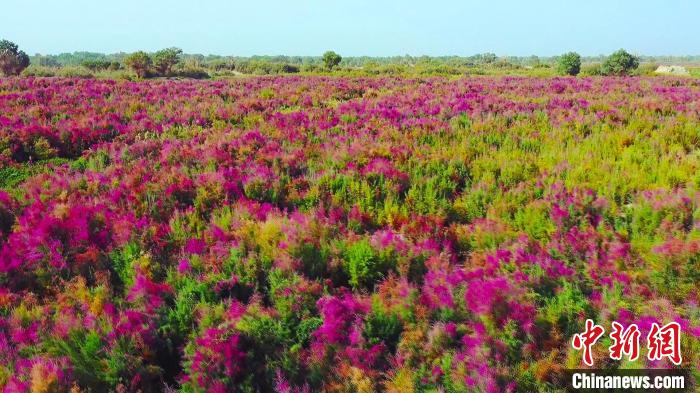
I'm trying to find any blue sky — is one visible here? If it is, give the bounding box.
[2,0,699,56]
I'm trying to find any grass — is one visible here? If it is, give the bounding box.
[0,158,71,196]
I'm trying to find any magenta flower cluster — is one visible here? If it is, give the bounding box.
[0,75,699,392]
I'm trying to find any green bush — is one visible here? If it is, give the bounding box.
[268,269,300,319]
[164,274,215,339]
[47,330,110,389]
[601,49,640,76]
[57,66,94,78]
[0,39,30,76]
[48,330,162,391]
[322,51,342,70]
[292,242,331,279]
[172,67,210,79]
[301,64,321,73]
[124,51,152,78]
[342,238,396,290]
[21,65,57,77]
[364,306,402,352]
[93,69,133,80]
[281,63,300,73]
[580,63,603,76]
[81,59,112,71]
[635,62,659,76]
[0,158,70,195]
[556,52,581,76]
[153,47,183,76]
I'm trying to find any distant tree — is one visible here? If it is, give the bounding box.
[34,54,60,67]
[281,64,300,73]
[153,47,182,76]
[601,49,640,76]
[480,53,498,64]
[124,51,152,78]
[527,55,541,67]
[557,52,581,76]
[0,39,30,76]
[322,51,342,70]
[108,61,121,71]
[81,59,112,71]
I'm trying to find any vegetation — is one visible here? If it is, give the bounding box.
[124,51,152,78]
[556,51,581,76]
[153,47,183,75]
[0,39,30,76]
[6,48,697,79]
[601,48,640,76]
[322,50,342,70]
[1,76,700,391]
[81,59,120,71]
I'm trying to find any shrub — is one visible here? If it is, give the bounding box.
[21,65,57,77]
[34,54,60,67]
[208,58,235,71]
[0,191,14,241]
[635,62,659,76]
[153,47,182,76]
[343,238,395,290]
[124,51,152,78]
[580,63,602,76]
[93,69,132,80]
[322,51,342,70]
[302,64,321,73]
[0,39,30,76]
[281,63,300,73]
[172,67,210,79]
[364,306,402,352]
[556,52,581,76]
[601,49,640,76]
[81,59,112,71]
[56,66,94,78]
[3,73,700,392]
[47,330,110,389]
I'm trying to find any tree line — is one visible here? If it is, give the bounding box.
[0,39,654,78]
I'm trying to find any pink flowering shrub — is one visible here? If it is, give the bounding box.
[1,76,700,391]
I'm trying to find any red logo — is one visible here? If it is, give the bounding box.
[647,322,682,365]
[572,319,605,366]
[609,322,640,361]
[572,320,683,366]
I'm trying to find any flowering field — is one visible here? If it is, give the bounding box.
[1,76,699,392]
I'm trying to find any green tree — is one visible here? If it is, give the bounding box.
[34,54,60,67]
[601,49,640,76]
[153,47,182,76]
[124,51,152,78]
[0,39,30,76]
[322,50,342,70]
[527,55,541,67]
[557,52,581,76]
[478,52,498,64]
[81,59,112,71]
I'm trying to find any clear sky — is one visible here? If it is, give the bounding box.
[2,0,699,56]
